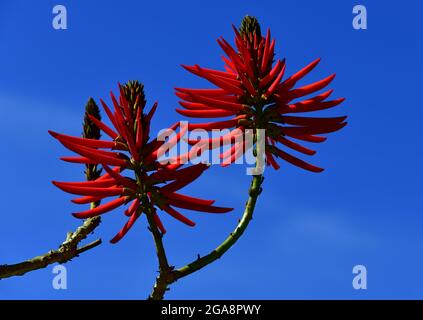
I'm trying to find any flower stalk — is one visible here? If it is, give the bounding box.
[0,98,104,280]
[148,130,265,299]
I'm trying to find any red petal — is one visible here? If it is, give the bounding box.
[49,131,117,149]
[273,147,324,173]
[160,164,208,193]
[161,204,196,226]
[166,199,232,214]
[282,122,347,135]
[73,197,128,219]
[260,29,271,73]
[285,134,327,143]
[184,93,244,112]
[176,108,237,118]
[266,151,280,170]
[260,59,285,88]
[176,87,231,97]
[87,115,119,139]
[162,192,215,206]
[286,74,336,100]
[52,181,124,197]
[59,140,128,167]
[278,58,321,91]
[60,156,97,164]
[103,164,137,189]
[187,119,238,130]
[282,115,347,127]
[154,213,166,234]
[274,136,316,155]
[124,199,141,217]
[71,195,104,205]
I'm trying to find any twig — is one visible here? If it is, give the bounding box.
[0,216,102,279]
[145,203,173,300]
[0,98,104,280]
[149,129,265,299]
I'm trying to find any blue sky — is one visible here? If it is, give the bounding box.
[0,0,422,299]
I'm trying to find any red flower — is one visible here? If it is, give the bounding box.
[175,17,347,172]
[51,81,232,243]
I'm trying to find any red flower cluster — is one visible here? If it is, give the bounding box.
[50,82,232,243]
[176,18,347,172]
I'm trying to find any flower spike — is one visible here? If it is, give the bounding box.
[176,16,347,172]
[51,81,232,243]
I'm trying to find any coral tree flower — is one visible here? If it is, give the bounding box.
[51,81,232,243]
[175,16,347,172]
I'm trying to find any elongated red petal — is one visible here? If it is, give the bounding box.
[286,74,336,100]
[266,151,280,170]
[282,98,345,114]
[103,164,137,189]
[179,101,215,110]
[135,107,144,149]
[284,134,327,143]
[60,140,128,167]
[184,65,238,80]
[282,122,347,135]
[273,147,324,173]
[221,141,249,166]
[162,192,215,206]
[238,71,256,96]
[97,166,122,180]
[274,136,316,155]
[265,63,286,97]
[187,128,243,149]
[154,213,166,234]
[278,58,321,92]
[151,163,208,182]
[100,99,119,131]
[73,196,128,219]
[49,131,117,149]
[52,181,124,197]
[176,109,237,118]
[54,178,117,188]
[167,199,232,214]
[221,55,237,73]
[146,102,158,123]
[276,89,334,107]
[160,204,196,226]
[282,115,347,127]
[87,115,119,139]
[187,119,238,130]
[176,91,240,105]
[217,38,247,73]
[260,29,271,73]
[188,65,245,96]
[160,164,209,193]
[260,59,285,88]
[110,209,141,243]
[185,93,245,112]
[71,195,104,204]
[60,156,97,164]
[175,87,230,97]
[124,199,141,217]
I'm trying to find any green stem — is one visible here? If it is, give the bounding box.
[149,129,265,299]
[173,173,263,280]
[145,203,173,300]
[0,216,102,279]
